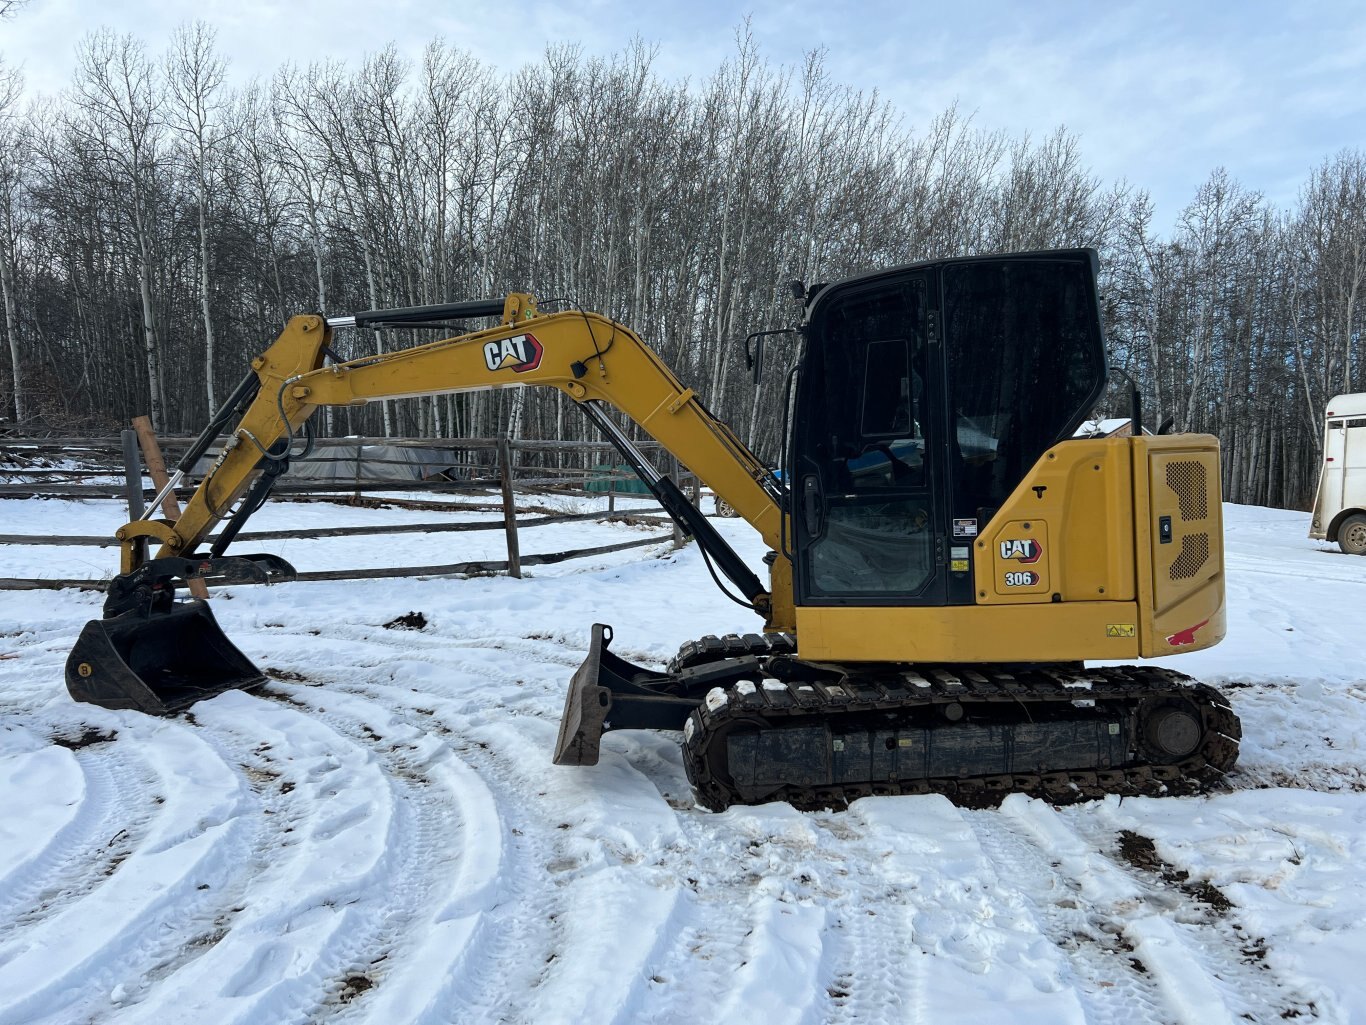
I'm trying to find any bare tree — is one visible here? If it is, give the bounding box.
[71,29,168,428]
[165,20,229,412]
[1298,151,1366,396]
[0,58,26,423]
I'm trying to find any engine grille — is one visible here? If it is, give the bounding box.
[1166,460,1208,520]
[1170,533,1210,580]
[1165,459,1211,580]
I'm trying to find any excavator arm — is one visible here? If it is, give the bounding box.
[68,295,794,728]
[141,296,786,581]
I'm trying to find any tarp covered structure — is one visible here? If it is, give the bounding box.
[285,443,462,482]
[193,442,462,482]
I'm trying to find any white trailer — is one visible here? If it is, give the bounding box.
[1309,392,1366,554]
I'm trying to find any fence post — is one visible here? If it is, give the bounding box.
[132,416,209,599]
[607,475,616,517]
[120,429,144,522]
[669,454,686,549]
[498,436,522,578]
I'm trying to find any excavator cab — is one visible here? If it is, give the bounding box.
[790,250,1106,613]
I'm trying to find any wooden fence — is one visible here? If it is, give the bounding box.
[0,434,693,500]
[0,434,701,592]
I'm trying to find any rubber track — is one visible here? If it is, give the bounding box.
[667,632,797,674]
[680,662,1242,811]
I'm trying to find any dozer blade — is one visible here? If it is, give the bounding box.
[553,623,716,766]
[66,601,267,716]
[554,625,616,766]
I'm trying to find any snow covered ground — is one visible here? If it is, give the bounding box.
[0,494,1364,1024]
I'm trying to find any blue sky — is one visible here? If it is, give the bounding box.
[2,0,1362,232]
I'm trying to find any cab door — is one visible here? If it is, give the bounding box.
[791,272,947,607]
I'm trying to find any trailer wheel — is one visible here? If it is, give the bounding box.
[1340,513,1366,556]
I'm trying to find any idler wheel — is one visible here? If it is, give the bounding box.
[1141,701,1203,759]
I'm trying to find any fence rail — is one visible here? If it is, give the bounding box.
[0,511,669,548]
[1,433,691,499]
[0,533,671,592]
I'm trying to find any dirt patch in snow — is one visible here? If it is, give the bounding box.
[49,727,117,750]
[1117,829,1233,914]
[383,611,428,631]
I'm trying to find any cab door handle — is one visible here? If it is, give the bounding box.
[802,474,824,537]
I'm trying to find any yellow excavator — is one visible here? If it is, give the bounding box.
[65,249,1240,809]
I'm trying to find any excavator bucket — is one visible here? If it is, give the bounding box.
[65,553,294,716]
[66,601,267,716]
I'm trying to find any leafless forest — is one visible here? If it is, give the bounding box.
[0,26,1361,509]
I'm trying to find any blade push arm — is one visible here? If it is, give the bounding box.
[120,295,791,626]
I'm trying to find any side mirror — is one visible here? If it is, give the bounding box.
[744,329,795,387]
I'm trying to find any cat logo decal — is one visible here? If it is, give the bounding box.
[483,333,544,374]
[999,538,1042,564]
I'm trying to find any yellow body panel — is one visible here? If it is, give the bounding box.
[796,602,1142,662]
[1133,436,1227,656]
[972,439,1136,606]
[798,434,1225,663]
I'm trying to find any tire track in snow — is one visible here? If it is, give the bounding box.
[117,719,294,998]
[250,623,637,1024]
[964,804,1170,1025]
[223,616,570,1025]
[614,789,825,1025]
[140,685,490,1025]
[251,622,584,727]
[1222,552,1366,587]
[0,720,257,1025]
[997,797,1229,1025]
[639,798,904,1025]
[314,667,690,1025]
[805,814,926,1025]
[847,798,1092,1025]
[0,738,155,944]
[257,619,589,677]
[384,629,781,1025]
[998,798,1320,1025]
[282,686,500,1025]
[1062,808,1322,1024]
